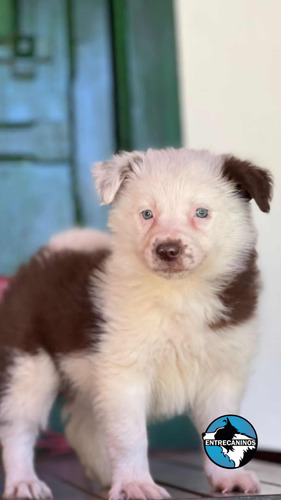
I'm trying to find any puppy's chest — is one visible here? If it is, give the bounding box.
[147,304,205,361]
[107,285,222,363]
[103,285,224,416]
[148,308,206,397]
[135,292,222,417]
[149,288,219,348]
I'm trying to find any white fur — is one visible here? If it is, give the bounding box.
[204,460,259,494]
[1,148,264,498]
[48,228,112,253]
[105,149,257,279]
[94,151,144,205]
[61,318,258,496]
[62,149,262,497]
[63,396,112,486]
[0,351,58,498]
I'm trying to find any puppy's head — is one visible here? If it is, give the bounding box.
[93,149,272,279]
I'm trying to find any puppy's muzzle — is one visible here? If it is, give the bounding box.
[155,240,182,262]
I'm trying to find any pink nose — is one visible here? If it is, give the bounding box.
[155,241,182,262]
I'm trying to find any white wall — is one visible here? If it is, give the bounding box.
[175,0,281,451]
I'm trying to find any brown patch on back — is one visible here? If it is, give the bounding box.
[0,248,110,356]
[209,251,260,330]
[222,155,273,213]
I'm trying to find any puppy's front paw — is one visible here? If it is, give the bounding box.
[4,479,53,499]
[109,481,170,500]
[208,468,260,493]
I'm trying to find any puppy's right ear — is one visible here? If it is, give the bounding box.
[92,151,144,205]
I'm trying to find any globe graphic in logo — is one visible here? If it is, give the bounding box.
[202,415,258,469]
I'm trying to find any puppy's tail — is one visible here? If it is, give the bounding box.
[48,228,112,253]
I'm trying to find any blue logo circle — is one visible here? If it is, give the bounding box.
[202,415,258,469]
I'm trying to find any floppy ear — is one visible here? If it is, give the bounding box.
[92,151,144,205]
[222,155,273,213]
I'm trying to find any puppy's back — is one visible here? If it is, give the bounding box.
[0,247,110,357]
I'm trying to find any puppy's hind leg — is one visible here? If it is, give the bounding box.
[64,397,112,488]
[0,350,59,499]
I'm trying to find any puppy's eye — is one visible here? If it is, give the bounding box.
[195,208,208,218]
[141,209,153,220]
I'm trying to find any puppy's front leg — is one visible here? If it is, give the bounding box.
[98,377,170,500]
[192,374,260,494]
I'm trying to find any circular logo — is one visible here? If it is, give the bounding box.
[202,415,258,469]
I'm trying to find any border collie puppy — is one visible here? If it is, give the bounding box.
[0,149,272,499]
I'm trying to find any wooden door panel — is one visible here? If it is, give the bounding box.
[0,0,70,145]
[0,122,69,161]
[0,0,75,272]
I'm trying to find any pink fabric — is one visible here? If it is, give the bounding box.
[37,432,72,455]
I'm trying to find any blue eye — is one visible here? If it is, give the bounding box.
[195,208,209,218]
[141,209,153,220]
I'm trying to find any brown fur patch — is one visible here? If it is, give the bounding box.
[0,347,13,403]
[0,247,110,357]
[209,251,260,330]
[222,155,273,213]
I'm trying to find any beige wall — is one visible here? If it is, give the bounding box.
[175,0,281,451]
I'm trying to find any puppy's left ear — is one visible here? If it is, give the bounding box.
[222,155,273,212]
[92,151,144,205]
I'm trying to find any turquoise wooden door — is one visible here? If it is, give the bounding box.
[0,0,75,275]
[0,0,114,275]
